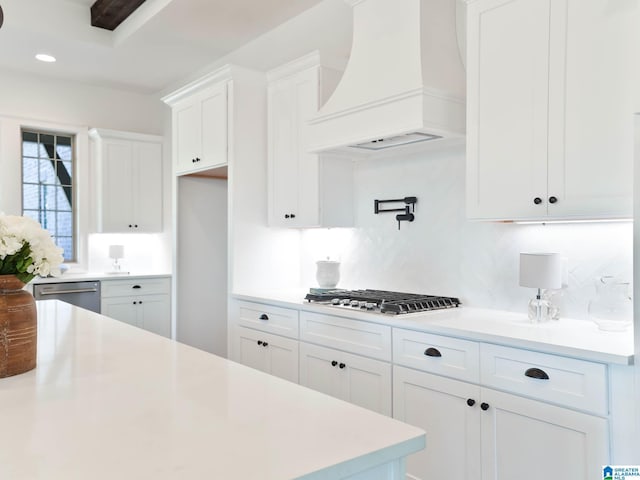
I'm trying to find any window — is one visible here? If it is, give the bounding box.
[21,130,75,262]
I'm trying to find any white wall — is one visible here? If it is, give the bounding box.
[0,69,172,274]
[300,141,633,322]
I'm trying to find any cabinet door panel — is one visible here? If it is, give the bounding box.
[267,335,299,383]
[175,102,200,174]
[101,140,134,232]
[547,0,634,218]
[200,83,228,170]
[341,352,391,416]
[481,388,609,480]
[467,0,551,220]
[235,326,269,374]
[138,294,171,338]
[393,366,480,480]
[133,142,163,232]
[102,297,138,328]
[299,342,342,399]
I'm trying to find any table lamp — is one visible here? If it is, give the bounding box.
[108,245,127,274]
[519,253,562,323]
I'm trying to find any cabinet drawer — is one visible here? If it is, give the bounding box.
[480,343,608,415]
[300,311,391,361]
[237,301,299,339]
[393,328,480,383]
[101,277,171,297]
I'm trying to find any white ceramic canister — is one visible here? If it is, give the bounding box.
[316,260,340,288]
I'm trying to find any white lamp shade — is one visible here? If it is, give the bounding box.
[109,245,124,260]
[519,253,562,289]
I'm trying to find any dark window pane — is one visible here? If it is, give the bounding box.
[39,134,55,159]
[39,159,57,184]
[62,161,72,179]
[56,161,72,186]
[22,131,37,143]
[56,137,72,161]
[22,157,39,183]
[23,184,41,210]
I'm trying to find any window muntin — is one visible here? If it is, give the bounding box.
[21,130,75,262]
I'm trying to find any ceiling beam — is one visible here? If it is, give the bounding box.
[91,0,147,31]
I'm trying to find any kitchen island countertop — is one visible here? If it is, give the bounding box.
[0,300,424,480]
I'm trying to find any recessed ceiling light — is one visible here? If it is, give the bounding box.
[35,54,56,63]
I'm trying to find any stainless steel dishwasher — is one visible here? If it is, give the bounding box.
[33,281,101,313]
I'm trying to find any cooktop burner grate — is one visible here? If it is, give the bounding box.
[305,289,461,314]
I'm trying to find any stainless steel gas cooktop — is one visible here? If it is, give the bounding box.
[304,289,461,315]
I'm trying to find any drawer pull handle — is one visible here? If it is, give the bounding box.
[424,347,442,358]
[259,314,269,321]
[466,399,476,407]
[132,285,141,289]
[480,403,490,411]
[525,367,550,380]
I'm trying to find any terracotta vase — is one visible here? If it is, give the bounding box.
[0,275,37,378]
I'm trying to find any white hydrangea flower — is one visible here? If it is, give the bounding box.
[0,213,64,282]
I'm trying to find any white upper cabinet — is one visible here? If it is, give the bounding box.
[267,52,354,228]
[466,0,636,221]
[172,82,228,175]
[89,129,163,233]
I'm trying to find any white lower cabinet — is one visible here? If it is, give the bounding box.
[101,277,171,338]
[480,388,609,480]
[235,326,299,383]
[299,342,392,416]
[393,366,480,480]
[394,357,609,480]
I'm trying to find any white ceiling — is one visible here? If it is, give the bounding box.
[0,0,324,94]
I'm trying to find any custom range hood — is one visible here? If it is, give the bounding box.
[308,0,466,153]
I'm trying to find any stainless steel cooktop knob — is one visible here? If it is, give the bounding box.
[358,301,367,308]
[331,298,341,305]
[340,299,351,306]
[349,300,359,307]
[365,303,376,310]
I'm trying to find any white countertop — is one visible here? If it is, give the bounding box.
[0,300,424,480]
[31,272,172,284]
[232,290,634,365]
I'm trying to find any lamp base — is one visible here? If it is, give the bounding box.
[527,296,554,323]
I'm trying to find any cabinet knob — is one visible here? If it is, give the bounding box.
[134,224,138,228]
[331,360,338,367]
[466,399,476,407]
[128,224,133,228]
[533,197,542,205]
[339,363,346,369]
[262,342,268,347]
[424,347,442,358]
[548,196,558,204]
[133,301,137,305]
[284,214,290,219]
[290,213,296,219]
[139,301,142,304]
[196,157,201,162]
[524,367,550,380]
[257,340,263,346]
[480,403,490,411]
[259,314,269,321]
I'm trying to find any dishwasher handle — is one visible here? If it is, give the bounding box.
[38,288,98,295]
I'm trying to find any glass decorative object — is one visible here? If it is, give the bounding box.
[588,276,632,332]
